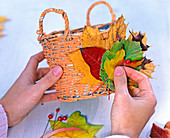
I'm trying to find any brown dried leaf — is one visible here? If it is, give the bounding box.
[140,62,155,78]
[128,30,149,51]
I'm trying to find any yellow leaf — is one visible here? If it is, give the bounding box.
[0,33,4,37]
[53,130,93,138]
[106,15,128,50]
[80,26,105,49]
[140,62,155,78]
[80,15,128,51]
[104,49,125,80]
[0,24,3,31]
[129,62,155,89]
[68,50,102,86]
[0,16,8,23]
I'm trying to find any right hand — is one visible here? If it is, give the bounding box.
[110,66,157,138]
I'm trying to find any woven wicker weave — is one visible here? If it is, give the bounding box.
[37,1,116,102]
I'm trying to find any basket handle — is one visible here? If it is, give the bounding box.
[37,8,70,37]
[86,1,116,26]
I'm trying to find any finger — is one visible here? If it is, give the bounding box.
[39,93,58,102]
[34,66,63,94]
[36,68,50,81]
[123,67,152,91]
[25,51,45,72]
[114,66,129,96]
[128,88,140,97]
[47,85,56,91]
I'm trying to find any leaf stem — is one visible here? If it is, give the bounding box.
[40,121,60,138]
[107,86,110,101]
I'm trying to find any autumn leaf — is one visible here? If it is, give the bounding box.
[165,121,170,138]
[140,62,155,79]
[80,47,106,80]
[0,16,8,23]
[100,39,144,90]
[106,15,128,50]
[121,39,143,61]
[49,111,103,138]
[0,24,3,31]
[80,26,106,49]
[165,122,170,129]
[128,30,149,51]
[104,49,125,81]
[68,15,128,88]
[68,50,102,86]
[80,15,128,51]
[68,14,155,93]
[150,123,168,138]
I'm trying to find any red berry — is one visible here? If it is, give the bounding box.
[48,114,53,120]
[58,116,63,121]
[62,116,67,121]
[56,108,60,113]
[125,59,131,64]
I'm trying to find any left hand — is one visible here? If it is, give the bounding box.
[0,51,63,127]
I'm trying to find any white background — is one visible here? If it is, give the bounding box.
[0,0,170,137]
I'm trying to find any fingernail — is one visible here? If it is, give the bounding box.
[52,66,62,77]
[114,67,123,76]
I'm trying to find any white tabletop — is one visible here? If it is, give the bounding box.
[0,0,170,138]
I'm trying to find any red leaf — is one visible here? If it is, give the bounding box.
[150,123,167,138]
[80,47,106,80]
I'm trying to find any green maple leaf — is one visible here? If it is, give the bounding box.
[49,111,103,138]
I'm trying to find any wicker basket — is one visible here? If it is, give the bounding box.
[37,1,116,102]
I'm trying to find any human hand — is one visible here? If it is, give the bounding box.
[110,66,157,138]
[0,51,63,127]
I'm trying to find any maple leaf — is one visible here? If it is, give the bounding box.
[49,111,103,138]
[106,15,128,50]
[80,15,128,51]
[140,62,155,79]
[80,26,106,49]
[68,50,102,86]
[128,30,150,51]
[150,123,168,138]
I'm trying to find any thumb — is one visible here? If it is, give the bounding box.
[35,66,63,92]
[114,66,129,96]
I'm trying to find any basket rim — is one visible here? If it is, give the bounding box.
[38,22,114,38]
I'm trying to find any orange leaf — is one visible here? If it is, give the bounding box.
[140,62,155,79]
[68,50,101,86]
